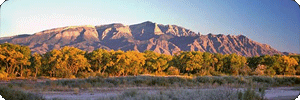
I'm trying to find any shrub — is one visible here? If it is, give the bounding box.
[238,88,262,100]
[237,76,247,84]
[106,78,121,86]
[168,77,187,84]
[252,76,274,84]
[223,76,237,84]
[102,88,259,100]
[76,72,90,78]
[265,68,276,76]
[0,86,45,100]
[122,89,138,97]
[73,88,80,95]
[212,77,226,85]
[195,76,213,83]
[166,66,180,75]
[273,77,299,86]
[148,77,170,86]
[86,77,105,85]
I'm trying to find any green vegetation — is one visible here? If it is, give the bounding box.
[1,75,299,99]
[0,43,299,79]
[1,43,299,99]
[101,88,261,100]
[0,86,44,100]
[4,76,299,91]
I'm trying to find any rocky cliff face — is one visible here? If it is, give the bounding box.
[0,21,282,56]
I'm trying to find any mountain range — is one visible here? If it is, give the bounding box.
[0,21,284,57]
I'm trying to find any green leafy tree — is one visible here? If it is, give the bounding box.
[278,56,298,75]
[288,55,300,75]
[43,49,64,77]
[43,47,90,78]
[223,53,246,75]
[61,47,91,75]
[87,49,113,75]
[124,51,146,75]
[0,43,31,77]
[30,53,42,77]
[173,51,204,74]
[213,53,225,74]
[109,50,126,76]
[144,51,172,74]
[200,52,215,75]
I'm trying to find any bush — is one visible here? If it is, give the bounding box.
[73,88,80,95]
[76,72,90,78]
[166,66,180,75]
[252,76,274,84]
[237,76,247,84]
[0,86,45,100]
[102,88,259,100]
[238,88,262,100]
[14,76,300,92]
[212,77,226,85]
[223,76,237,84]
[86,77,105,85]
[106,78,121,86]
[148,77,170,86]
[195,76,213,83]
[273,77,298,86]
[122,89,138,97]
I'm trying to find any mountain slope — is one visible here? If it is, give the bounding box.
[0,21,282,56]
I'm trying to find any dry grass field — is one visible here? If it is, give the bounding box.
[0,75,300,100]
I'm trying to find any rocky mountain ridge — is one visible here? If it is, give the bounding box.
[0,21,283,57]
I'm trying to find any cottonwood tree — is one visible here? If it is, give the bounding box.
[278,56,298,75]
[201,52,216,75]
[144,51,172,74]
[173,51,204,74]
[43,47,90,78]
[213,53,225,74]
[223,53,247,75]
[30,53,42,77]
[109,50,126,76]
[87,49,113,75]
[61,47,90,75]
[43,49,64,77]
[124,51,146,75]
[0,43,31,77]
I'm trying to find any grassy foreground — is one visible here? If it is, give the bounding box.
[99,88,261,100]
[0,86,45,100]
[32,75,300,88]
[0,75,299,100]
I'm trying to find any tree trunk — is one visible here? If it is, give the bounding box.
[5,62,9,73]
[98,67,101,73]
[35,67,38,77]
[11,64,16,75]
[20,65,23,77]
[102,66,107,75]
[50,71,52,77]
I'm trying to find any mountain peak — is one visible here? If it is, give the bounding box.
[142,21,155,24]
[110,23,125,27]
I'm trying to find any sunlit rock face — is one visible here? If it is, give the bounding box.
[0,21,282,56]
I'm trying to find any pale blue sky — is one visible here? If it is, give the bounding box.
[0,0,299,53]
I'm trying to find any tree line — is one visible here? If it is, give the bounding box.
[0,43,299,78]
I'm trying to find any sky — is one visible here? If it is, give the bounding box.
[0,0,299,53]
